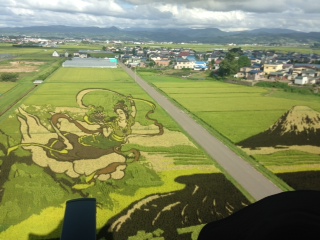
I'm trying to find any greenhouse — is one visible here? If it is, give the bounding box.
[62,58,118,68]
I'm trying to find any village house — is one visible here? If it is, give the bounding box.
[235,67,252,78]
[263,63,283,75]
[194,61,208,71]
[52,51,60,57]
[294,76,308,85]
[125,56,142,67]
[268,71,288,81]
[154,59,171,67]
[174,58,194,69]
[283,64,294,72]
[302,69,318,78]
[291,67,319,78]
[247,70,264,80]
[73,51,89,58]
[149,54,162,61]
[250,58,262,65]
[213,59,223,70]
[235,66,264,80]
[308,78,317,85]
[138,59,149,68]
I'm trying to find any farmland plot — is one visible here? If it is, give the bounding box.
[0,82,17,94]
[140,72,320,191]
[0,68,250,240]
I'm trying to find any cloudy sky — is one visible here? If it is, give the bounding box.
[1,0,319,32]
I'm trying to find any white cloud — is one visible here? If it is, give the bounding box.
[122,0,320,13]
[0,0,319,32]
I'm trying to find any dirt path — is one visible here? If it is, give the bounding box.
[120,63,283,201]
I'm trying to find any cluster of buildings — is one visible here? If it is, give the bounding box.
[49,43,320,86]
[119,46,320,85]
[235,53,320,85]
[236,63,320,85]
[120,47,212,70]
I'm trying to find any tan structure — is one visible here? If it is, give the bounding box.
[175,60,195,69]
[263,63,283,75]
[155,59,171,67]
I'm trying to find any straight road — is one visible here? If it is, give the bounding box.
[120,63,283,201]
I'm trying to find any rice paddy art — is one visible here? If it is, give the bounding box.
[237,105,320,190]
[7,88,164,189]
[237,105,320,154]
[1,86,249,239]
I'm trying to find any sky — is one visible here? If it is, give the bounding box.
[1,0,320,32]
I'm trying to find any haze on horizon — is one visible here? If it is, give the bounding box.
[0,0,319,32]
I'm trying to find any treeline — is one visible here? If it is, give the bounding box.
[0,72,19,82]
[255,81,317,95]
[12,44,42,48]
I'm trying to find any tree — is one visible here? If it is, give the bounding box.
[238,56,251,68]
[216,48,251,77]
[148,60,155,68]
[229,47,243,55]
[1,73,19,82]
[217,52,238,76]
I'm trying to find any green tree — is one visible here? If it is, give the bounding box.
[238,56,251,68]
[217,52,238,76]
[229,47,243,55]
[216,49,252,77]
[148,60,155,68]
[1,73,19,82]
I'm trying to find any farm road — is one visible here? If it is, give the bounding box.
[120,63,282,201]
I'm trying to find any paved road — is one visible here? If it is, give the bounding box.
[120,63,283,201]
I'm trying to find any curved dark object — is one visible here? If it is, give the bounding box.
[198,190,320,240]
[61,198,96,240]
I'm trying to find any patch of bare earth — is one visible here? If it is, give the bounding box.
[0,61,45,73]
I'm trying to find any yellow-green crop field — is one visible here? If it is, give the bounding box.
[139,71,320,191]
[0,67,250,240]
[0,82,17,94]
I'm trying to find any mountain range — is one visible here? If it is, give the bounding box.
[1,25,320,44]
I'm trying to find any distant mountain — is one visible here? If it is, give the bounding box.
[246,28,300,35]
[1,25,320,44]
[237,106,320,148]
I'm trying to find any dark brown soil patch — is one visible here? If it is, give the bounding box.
[237,106,320,148]
[97,173,250,240]
[277,171,320,190]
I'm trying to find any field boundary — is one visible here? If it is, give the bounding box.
[0,85,36,117]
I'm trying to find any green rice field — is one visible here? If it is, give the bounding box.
[140,75,320,142]
[139,70,320,190]
[0,82,17,94]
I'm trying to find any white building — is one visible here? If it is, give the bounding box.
[294,76,308,85]
[52,51,60,57]
[175,59,195,69]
